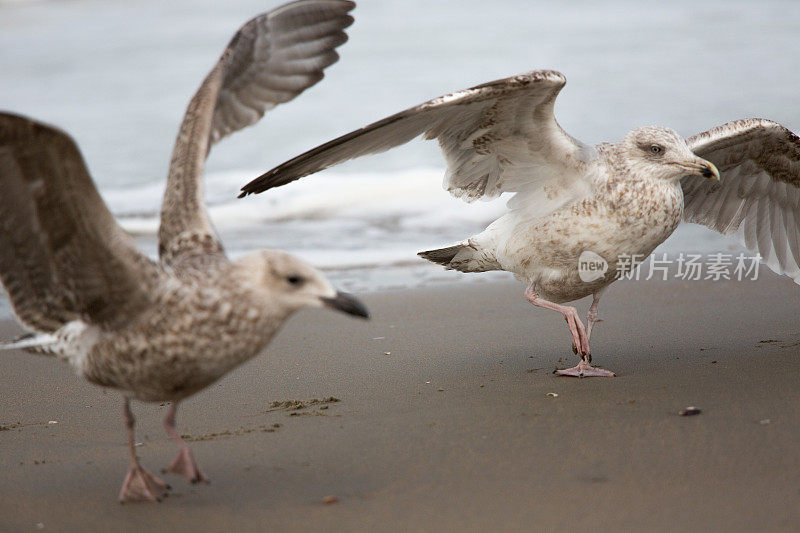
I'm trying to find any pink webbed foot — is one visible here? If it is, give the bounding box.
[554,359,616,378]
[163,447,209,484]
[119,465,171,503]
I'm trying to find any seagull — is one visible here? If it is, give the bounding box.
[0,0,363,503]
[240,69,800,377]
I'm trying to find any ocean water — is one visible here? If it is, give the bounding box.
[1,0,799,293]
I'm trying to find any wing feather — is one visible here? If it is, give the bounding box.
[159,0,354,267]
[786,208,800,269]
[241,69,595,210]
[742,201,759,254]
[683,118,800,283]
[0,113,160,331]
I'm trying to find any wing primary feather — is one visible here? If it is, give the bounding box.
[160,0,354,267]
[684,118,800,283]
[240,69,589,201]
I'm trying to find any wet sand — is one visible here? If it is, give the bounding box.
[1,275,799,532]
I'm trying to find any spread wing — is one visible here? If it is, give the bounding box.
[0,113,161,332]
[682,118,800,283]
[159,0,354,267]
[240,70,596,209]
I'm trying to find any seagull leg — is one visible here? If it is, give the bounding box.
[586,290,605,345]
[524,284,615,378]
[162,402,209,484]
[564,291,615,376]
[118,398,170,503]
[525,284,590,354]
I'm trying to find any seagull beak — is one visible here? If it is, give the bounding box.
[321,291,370,319]
[681,157,720,180]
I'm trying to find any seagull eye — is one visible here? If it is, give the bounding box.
[649,144,664,155]
[286,275,304,286]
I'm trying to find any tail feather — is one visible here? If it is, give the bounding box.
[418,241,500,273]
[1,331,58,354]
[419,245,462,266]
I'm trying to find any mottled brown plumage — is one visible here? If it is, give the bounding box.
[0,0,362,503]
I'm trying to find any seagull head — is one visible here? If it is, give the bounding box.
[621,126,720,182]
[235,250,369,320]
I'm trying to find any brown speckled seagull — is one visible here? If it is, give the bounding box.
[0,0,362,503]
[241,69,800,378]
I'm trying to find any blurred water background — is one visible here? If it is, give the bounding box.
[1,0,798,292]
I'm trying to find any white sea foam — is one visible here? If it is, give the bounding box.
[109,167,504,230]
[108,167,507,262]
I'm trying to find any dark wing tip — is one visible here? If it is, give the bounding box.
[339,13,355,31]
[239,169,286,197]
[239,174,266,197]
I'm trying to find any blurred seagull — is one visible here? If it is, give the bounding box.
[241,69,800,377]
[0,0,362,503]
